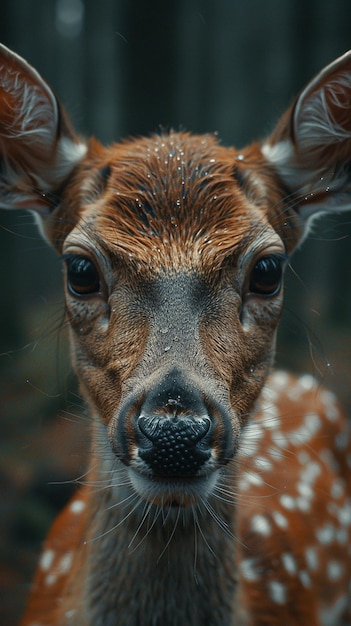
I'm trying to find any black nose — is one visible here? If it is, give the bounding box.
[136,369,213,477]
[138,414,211,477]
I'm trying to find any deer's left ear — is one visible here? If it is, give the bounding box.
[0,44,87,215]
[262,50,351,220]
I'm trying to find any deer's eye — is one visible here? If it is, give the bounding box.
[249,255,284,296]
[65,255,101,296]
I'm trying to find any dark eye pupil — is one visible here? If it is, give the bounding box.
[250,256,283,296]
[66,256,100,295]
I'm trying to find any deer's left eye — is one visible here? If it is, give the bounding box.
[65,255,101,296]
[249,255,284,296]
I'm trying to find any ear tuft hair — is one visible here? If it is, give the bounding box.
[262,51,351,220]
[0,44,86,214]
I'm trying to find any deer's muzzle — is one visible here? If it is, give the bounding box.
[115,366,235,486]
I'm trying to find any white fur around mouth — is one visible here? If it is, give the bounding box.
[128,466,220,507]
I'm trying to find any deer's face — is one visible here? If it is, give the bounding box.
[4,42,349,510]
[2,43,351,510]
[54,132,295,506]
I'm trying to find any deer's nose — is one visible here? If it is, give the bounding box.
[137,414,212,477]
[135,369,213,477]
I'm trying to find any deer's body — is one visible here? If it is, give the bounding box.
[1,45,351,625]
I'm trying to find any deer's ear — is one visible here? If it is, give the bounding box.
[262,50,351,220]
[0,44,86,215]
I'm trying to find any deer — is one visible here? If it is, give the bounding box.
[1,42,351,626]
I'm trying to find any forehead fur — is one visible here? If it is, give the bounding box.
[70,131,286,271]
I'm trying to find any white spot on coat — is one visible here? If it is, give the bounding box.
[299,570,312,588]
[270,371,290,389]
[251,514,272,537]
[70,499,86,514]
[337,502,351,526]
[45,573,58,587]
[327,561,344,581]
[330,479,345,500]
[272,511,289,529]
[254,456,273,472]
[299,375,316,391]
[58,552,73,574]
[238,422,264,457]
[280,494,296,511]
[316,522,335,545]
[244,472,264,487]
[268,580,287,605]
[39,549,55,572]
[281,552,298,575]
[305,546,318,571]
[240,557,261,581]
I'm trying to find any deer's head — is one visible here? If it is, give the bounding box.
[1,45,351,508]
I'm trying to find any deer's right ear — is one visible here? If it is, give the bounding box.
[262,50,351,222]
[0,44,86,216]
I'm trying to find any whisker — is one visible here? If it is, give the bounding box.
[191,504,217,560]
[129,503,163,552]
[156,504,181,562]
[127,500,153,548]
[88,494,142,543]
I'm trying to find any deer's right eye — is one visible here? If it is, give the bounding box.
[249,254,284,297]
[65,255,101,296]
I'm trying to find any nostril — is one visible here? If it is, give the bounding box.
[137,415,212,477]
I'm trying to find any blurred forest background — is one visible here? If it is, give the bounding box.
[1,0,351,623]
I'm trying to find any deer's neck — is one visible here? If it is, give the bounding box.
[82,457,238,626]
